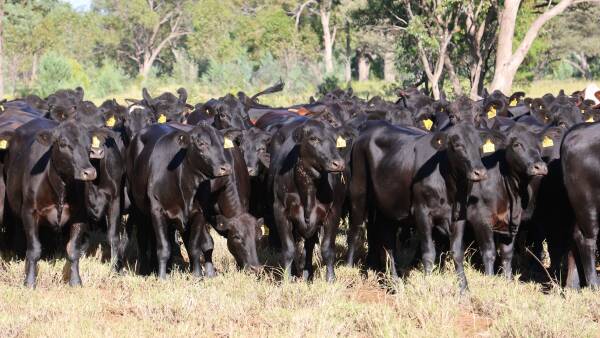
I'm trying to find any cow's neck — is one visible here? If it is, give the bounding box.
[294,160,319,222]
[47,160,68,221]
[441,156,472,220]
[180,155,208,208]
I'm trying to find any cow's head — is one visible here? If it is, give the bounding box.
[292,120,345,175]
[501,124,553,177]
[36,121,97,181]
[214,213,262,270]
[46,87,84,122]
[432,122,492,181]
[142,87,191,123]
[99,99,127,129]
[176,123,232,178]
[235,128,271,177]
[124,105,155,141]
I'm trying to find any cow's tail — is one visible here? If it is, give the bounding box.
[251,80,285,101]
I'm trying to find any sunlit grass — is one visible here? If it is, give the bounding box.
[1,230,599,337]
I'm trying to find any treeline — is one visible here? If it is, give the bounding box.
[0,0,599,100]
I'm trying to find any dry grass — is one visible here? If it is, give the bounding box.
[1,231,600,338]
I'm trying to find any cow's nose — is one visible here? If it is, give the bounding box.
[330,159,345,172]
[469,167,487,181]
[217,164,232,176]
[529,162,548,176]
[79,167,97,181]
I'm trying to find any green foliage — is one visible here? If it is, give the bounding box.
[317,75,341,96]
[201,55,255,92]
[90,62,128,97]
[34,52,86,97]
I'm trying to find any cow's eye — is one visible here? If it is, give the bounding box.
[309,136,319,143]
[513,142,523,149]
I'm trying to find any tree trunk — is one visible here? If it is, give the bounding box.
[490,0,575,94]
[0,0,4,99]
[357,51,370,82]
[383,50,396,83]
[320,4,335,74]
[444,54,462,96]
[344,20,351,83]
[30,52,38,85]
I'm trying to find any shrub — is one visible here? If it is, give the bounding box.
[90,62,127,97]
[317,75,341,96]
[35,52,75,97]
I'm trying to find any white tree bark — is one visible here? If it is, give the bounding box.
[320,2,336,74]
[490,0,583,93]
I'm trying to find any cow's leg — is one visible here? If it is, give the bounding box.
[150,212,170,279]
[573,225,598,289]
[66,222,87,286]
[106,198,122,272]
[450,220,468,293]
[188,213,215,277]
[415,208,435,274]
[302,235,317,281]
[498,236,515,279]
[380,219,398,279]
[565,246,581,289]
[274,203,294,280]
[347,171,367,267]
[322,212,340,283]
[472,222,496,275]
[22,213,41,288]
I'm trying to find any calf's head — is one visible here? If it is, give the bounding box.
[501,124,553,177]
[36,121,97,181]
[236,128,271,177]
[215,213,262,270]
[177,124,232,178]
[292,120,345,175]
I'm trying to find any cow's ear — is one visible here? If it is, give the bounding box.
[480,129,506,149]
[177,87,188,104]
[36,129,56,146]
[594,91,600,101]
[224,129,243,146]
[175,132,190,148]
[0,130,15,150]
[540,127,563,147]
[292,126,305,143]
[142,88,154,106]
[74,87,84,102]
[430,132,447,150]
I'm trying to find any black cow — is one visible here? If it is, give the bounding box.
[347,121,493,291]
[561,122,600,288]
[128,123,259,278]
[466,124,557,278]
[267,119,346,281]
[46,87,85,121]
[5,119,99,287]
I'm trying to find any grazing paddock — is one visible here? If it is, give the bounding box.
[1,232,599,338]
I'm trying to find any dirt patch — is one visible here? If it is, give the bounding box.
[454,311,492,337]
[346,286,396,307]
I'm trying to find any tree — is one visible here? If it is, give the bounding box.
[0,0,4,98]
[94,0,193,78]
[489,0,597,93]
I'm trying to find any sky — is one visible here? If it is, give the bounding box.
[64,0,91,11]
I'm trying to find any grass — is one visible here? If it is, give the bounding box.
[1,231,600,337]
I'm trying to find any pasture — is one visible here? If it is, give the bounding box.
[1,230,600,337]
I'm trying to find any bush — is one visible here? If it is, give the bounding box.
[201,55,254,92]
[90,62,127,97]
[317,75,341,96]
[35,52,77,97]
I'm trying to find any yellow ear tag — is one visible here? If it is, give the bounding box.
[336,136,347,148]
[581,109,586,114]
[0,105,4,112]
[105,116,116,127]
[223,137,234,149]
[0,139,8,149]
[542,136,554,148]
[423,118,433,131]
[586,116,595,123]
[92,136,101,148]
[510,99,517,106]
[158,114,167,124]
[261,224,269,236]
[487,106,497,119]
[482,139,495,153]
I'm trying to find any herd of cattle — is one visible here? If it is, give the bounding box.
[0,82,599,292]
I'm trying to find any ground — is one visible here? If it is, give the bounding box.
[1,230,599,338]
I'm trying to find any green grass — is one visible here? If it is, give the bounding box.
[1,231,600,337]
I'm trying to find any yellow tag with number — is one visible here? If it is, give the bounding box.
[105,116,116,127]
[423,118,433,131]
[542,136,554,148]
[510,99,517,106]
[0,139,8,149]
[586,116,595,123]
[92,136,101,148]
[158,114,167,124]
[482,139,495,153]
[223,137,234,149]
[487,106,497,119]
[261,224,269,236]
[336,136,347,148]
